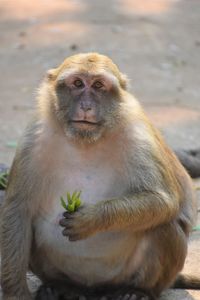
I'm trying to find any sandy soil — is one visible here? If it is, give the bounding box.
[0,1,200,299]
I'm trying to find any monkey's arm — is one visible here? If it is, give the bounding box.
[98,190,179,230]
[1,198,32,299]
[60,190,181,241]
[0,157,34,300]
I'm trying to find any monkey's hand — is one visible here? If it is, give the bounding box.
[59,205,99,241]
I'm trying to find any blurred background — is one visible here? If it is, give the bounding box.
[0,0,200,165]
[0,1,200,299]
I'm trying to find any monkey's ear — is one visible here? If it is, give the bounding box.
[46,69,57,81]
[120,73,129,90]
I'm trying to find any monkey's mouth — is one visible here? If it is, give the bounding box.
[70,120,101,127]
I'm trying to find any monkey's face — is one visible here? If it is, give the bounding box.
[48,54,128,143]
[55,73,121,142]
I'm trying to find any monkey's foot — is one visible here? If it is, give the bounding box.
[35,285,60,300]
[35,284,88,300]
[112,290,155,300]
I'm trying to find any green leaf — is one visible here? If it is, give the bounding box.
[0,180,6,189]
[0,172,8,189]
[61,191,82,212]
[75,198,81,209]
[76,191,81,199]
[71,191,78,202]
[67,192,73,205]
[60,196,68,210]
[67,202,76,212]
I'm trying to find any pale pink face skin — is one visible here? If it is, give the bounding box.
[66,74,105,126]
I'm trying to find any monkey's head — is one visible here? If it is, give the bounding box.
[43,53,128,143]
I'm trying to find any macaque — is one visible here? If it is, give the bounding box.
[0,53,198,300]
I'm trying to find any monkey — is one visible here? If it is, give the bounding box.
[0,53,198,300]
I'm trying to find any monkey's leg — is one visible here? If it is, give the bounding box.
[109,221,187,300]
[132,221,187,298]
[0,200,32,300]
[152,222,187,296]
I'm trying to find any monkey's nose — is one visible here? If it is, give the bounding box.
[80,102,92,112]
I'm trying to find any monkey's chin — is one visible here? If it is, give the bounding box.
[65,124,104,144]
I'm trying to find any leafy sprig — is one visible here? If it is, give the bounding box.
[0,172,8,190]
[60,191,82,212]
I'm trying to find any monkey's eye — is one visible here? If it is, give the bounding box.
[74,79,84,88]
[93,81,104,89]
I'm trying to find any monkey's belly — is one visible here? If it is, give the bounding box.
[35,217,147,286]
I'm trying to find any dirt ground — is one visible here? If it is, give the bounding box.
[0,0,200,299]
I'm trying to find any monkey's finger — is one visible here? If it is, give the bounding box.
[63,211,74,218]
[59,218,74,227]
[62,228,85,241]
[59,219,66,227]
[63,224,74,230]
[62,228,74,236]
